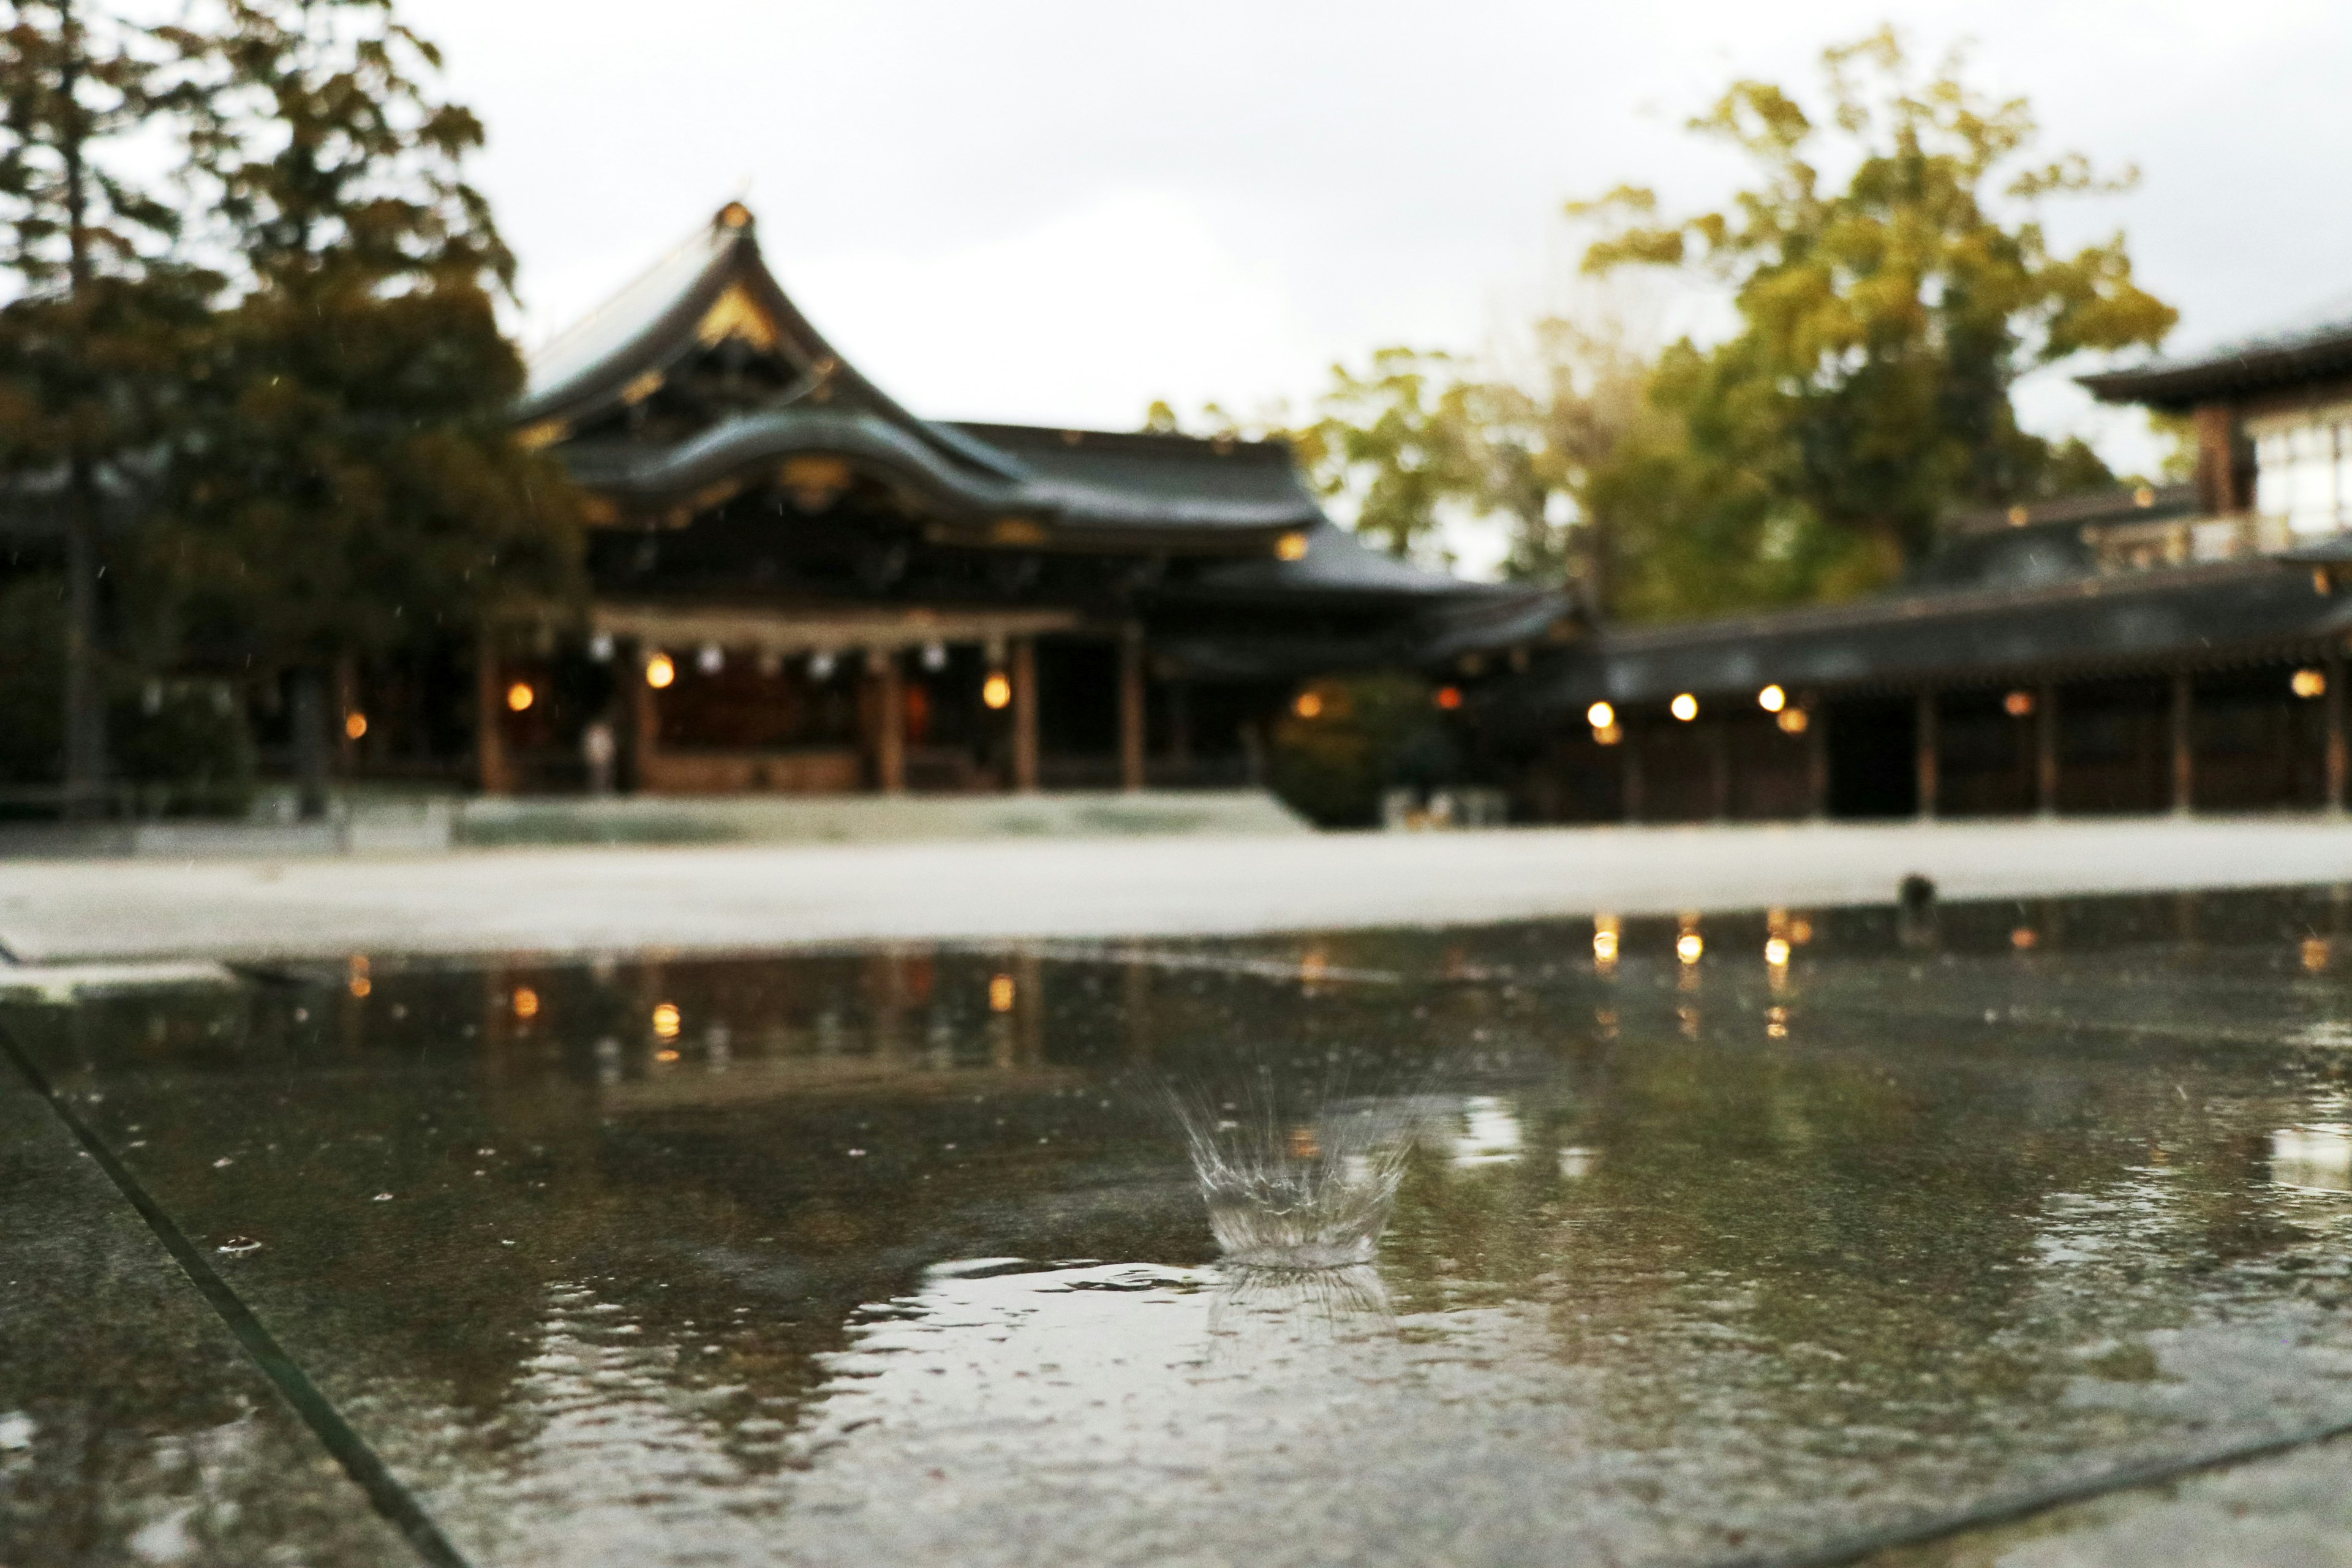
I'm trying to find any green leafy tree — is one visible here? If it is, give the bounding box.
[159,0,582,813]
[1159,316,1657,595]
[0,0,212,813]
[1577,28,2176,589]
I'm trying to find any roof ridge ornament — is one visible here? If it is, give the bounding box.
[718,200,754,231]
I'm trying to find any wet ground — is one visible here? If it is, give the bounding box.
[4,886,2352,1566]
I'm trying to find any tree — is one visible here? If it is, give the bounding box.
[1576,28,2176,581]
[0,1,210,815]
[1161,322,1650,590]
[159,0,581,815]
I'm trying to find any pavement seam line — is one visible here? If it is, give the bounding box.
[1716,1409,2352,1568]
[0,1019,476,1568]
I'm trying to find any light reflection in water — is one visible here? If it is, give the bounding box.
[2271,1125,2352,1193]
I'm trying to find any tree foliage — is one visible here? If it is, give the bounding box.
[0,0,214,806]
[1202,29,2180,625]
[1576,28,2176,582]
[155,0,582,676]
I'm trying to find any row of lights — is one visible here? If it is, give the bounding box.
[639,645,1013,707]
[1593,911,1811,969]
[504,977,1026,1038]
[1583,670,2331,742]
[1584,684,1810,742]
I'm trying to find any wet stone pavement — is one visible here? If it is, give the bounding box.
[3,889,2351,1566]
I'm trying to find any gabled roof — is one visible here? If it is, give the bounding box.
[2080,300,2352,412]
[517,204,1333,546]
[518,203,1012,481]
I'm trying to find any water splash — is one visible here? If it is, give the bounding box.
[1173,1088,1423,1270]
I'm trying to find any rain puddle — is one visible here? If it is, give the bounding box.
[4,886,2352,1565]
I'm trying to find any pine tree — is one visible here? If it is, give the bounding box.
[0,1,209,815]
[163,0,581,816]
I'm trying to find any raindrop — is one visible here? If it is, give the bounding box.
[292,1008,309,1023]
[217,1237,262,1256]
[372,1192,393,1202]
[212,1157,233,1169]
[848,1148,867,1158]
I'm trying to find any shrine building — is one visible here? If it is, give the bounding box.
[1487,306,2352,823]
[468,203,1562,798]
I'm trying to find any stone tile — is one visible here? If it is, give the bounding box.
[0,1038,418,1568]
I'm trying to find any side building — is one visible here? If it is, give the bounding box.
[1487,306,2352,822]
[336,202,1566,800]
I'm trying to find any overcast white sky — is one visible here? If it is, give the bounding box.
[406,0,2350,478]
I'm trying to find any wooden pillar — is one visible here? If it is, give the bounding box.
[475,630,511,796]
[1805,701,1830,820]
[1118,625,1146,793]
[1915,692,1939,820]
[872,649,905,794]
[1011,636,1040,792]
[2035,685,2060,817]
[2171,671,2195,815]
[1707,719,1731,821]
[2192,404,2242,515]
[1621,726,1643,824]
[2328,654,2348,813]
[1169,680,1193,772]
[630,646,661,795]
[334,656,360,774]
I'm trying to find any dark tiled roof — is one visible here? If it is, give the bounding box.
[1507,562,2352,712]
[2079,303,2352,411]
[1172,521,1481,599]
[565,410,1326,536]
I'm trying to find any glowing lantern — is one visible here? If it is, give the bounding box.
[1758,684,1787,713]
[1294,691,1324,719]
[1586,701,1615,729]
[344,712,368,741]
[1276,531,1311,561]
[506,682,535,712]
[1676,932,1705,963]
[1764,937,1791,967]
[512,987,540,1020]
[652,1002,682,1040]
[2293,668,2328,699]
[645,652,677,689]
[1777,707,1810,735]
[1436,686,1464,710]
[982,671,1013,710]
[988,974,1016,1012]
[1670,693,1699,722]
[2003,690,2035,718]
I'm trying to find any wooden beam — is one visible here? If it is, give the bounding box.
[1915,692,1939,820]
[1011,637,1040,793]
[2171,671,2195,815]
[1118,625,1146,793]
